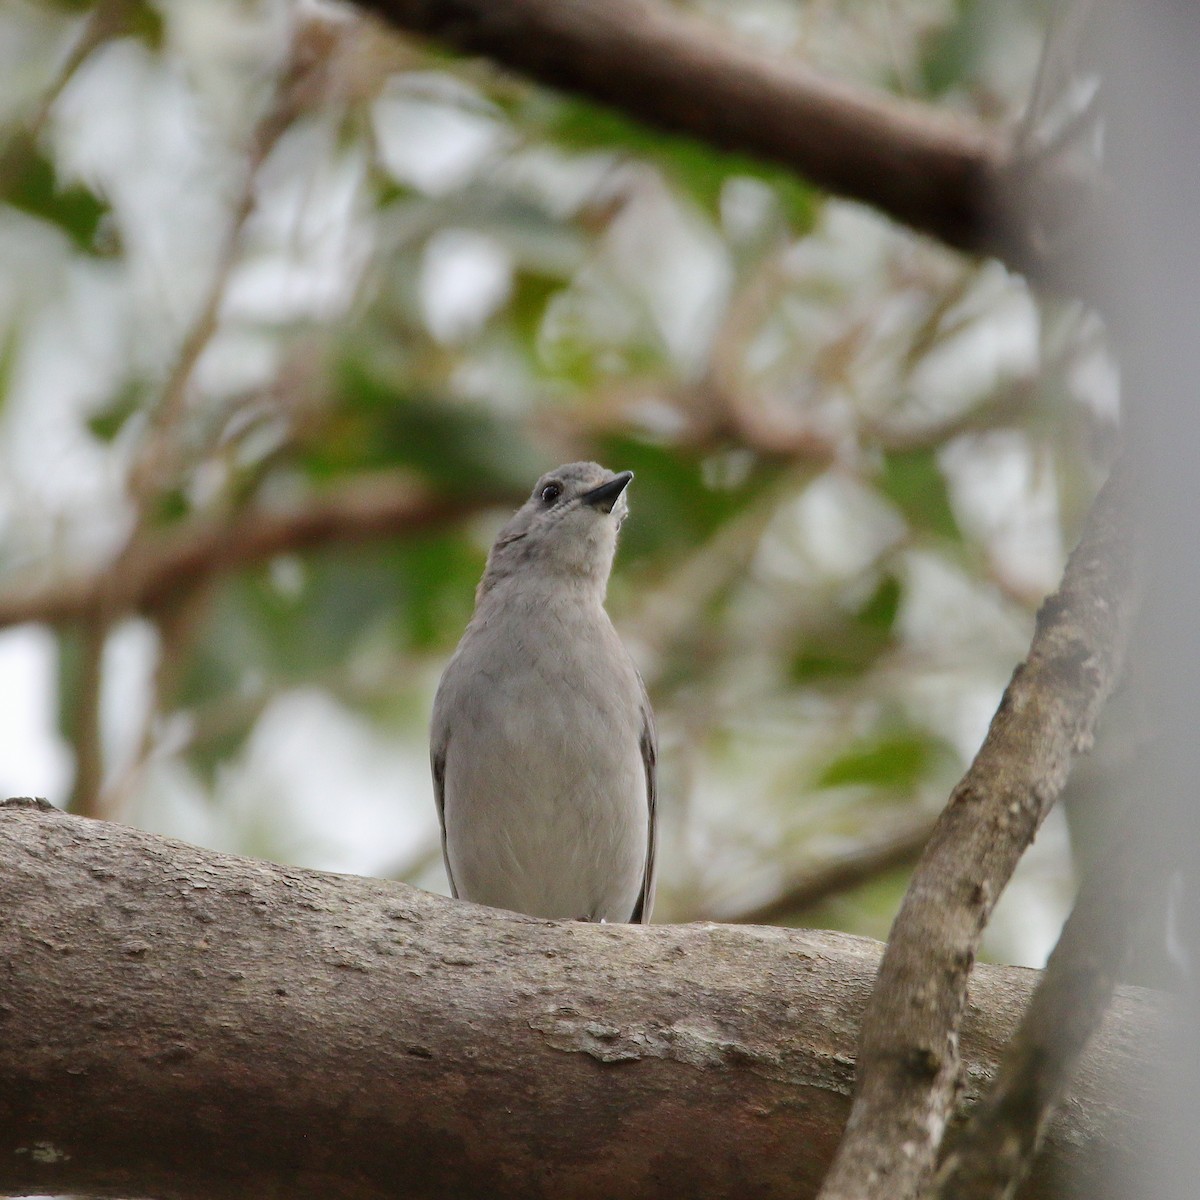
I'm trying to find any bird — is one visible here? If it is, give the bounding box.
[430,462,657,923]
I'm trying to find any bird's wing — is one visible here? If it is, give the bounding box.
[629,685,658,924]
[431,728,459,900]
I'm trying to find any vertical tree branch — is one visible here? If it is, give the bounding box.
[65,618,108,818]
[815,460,1136,1200]
[77,16,346,817]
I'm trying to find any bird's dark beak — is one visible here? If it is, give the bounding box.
[580,471,633,513]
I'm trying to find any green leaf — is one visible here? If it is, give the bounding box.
[524,94,817,228]
[917,0,982,96]
[242,550,401,679]
[790,575,904,682]
[87,381,147,442]
[0,134,112,254]
[592,435,780,564]
[816,732,944,791]
[392,533,485,650]
[790,636,884,682]
[187,720,256,789]
[127,0,166,48]
[858,573,903,630]
[878,449,960,541]
[0,321,20,421]
[312,356,541,491]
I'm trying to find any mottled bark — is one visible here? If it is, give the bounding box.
[927,799,1152,1200]
[0,798,1155,1200]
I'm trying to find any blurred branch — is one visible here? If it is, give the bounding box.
[65,619,108,819]
[0,473,511,630]
[127,15,340,506]
[710,812,936,927]
[0,797,1158,1200]
[353,0,1101,288]
[0,0,130,156]
[95,586,214,822]
[815,458,1137,1200]
[67,21,346,816]
[926,800,1151,1200]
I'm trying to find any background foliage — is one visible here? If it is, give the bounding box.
[0,0,1116,961]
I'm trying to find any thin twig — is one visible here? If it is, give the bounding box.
[710,812,937,927]
[2,0,129,153]
[0,473,513,631]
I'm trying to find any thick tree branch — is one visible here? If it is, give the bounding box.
[816,461,1136,1200]
[351,0,1096,285]
[0,798,1155,1200]
[0,473,515,630]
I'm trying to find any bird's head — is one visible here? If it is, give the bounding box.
[481,462,634,597]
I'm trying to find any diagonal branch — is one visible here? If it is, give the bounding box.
[351,0,1096,285]
[815,459,1137,1200]
[709,812,937,927]
[0,473,514,630]
[926,798,1153,1200]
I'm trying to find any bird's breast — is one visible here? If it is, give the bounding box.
[438,604,648,920]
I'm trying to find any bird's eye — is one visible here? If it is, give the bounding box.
[540,482,563,504]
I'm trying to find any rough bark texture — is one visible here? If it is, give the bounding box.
[352,0,1095,286]
[928,799,1151,1200]
[0,798,1153,1200]
[816,463,1135,1200]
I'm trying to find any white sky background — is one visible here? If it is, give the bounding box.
[0,0,1100,966]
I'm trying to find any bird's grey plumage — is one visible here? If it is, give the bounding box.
[431,462,657,923]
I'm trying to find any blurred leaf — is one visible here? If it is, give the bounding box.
[817,731,945,791]
[177,531,483,715]
[858,573,902,630]
[174,588,262,713]
[790,575,901,681]
[39,0,164,40]
[790,642,874,682]
[524,94,817,228]
[539,325,667,389]
[87,381,146,442]
[918,0,982,96]
[801,862,915,941]
[392,533,484,650]
[310,356,540,491]
[0,134,112,254]
[151,488,189,526]
[917,0,1052,100]
[0,322,19,419]
[187,720,256,789]
[593,436,779,563]
[127,1,166,48]
[239,549,402,680]
[878,449,960,541]
[509,270,564,347]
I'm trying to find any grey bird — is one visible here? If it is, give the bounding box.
[431,462,657,923]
